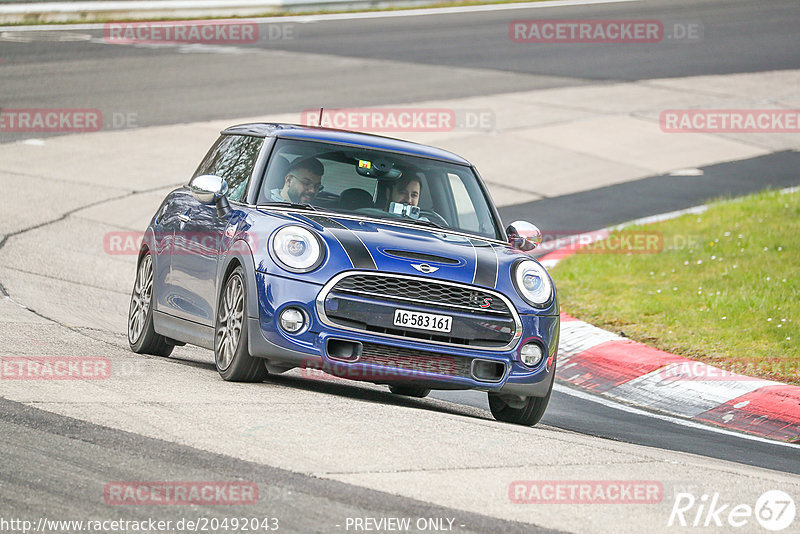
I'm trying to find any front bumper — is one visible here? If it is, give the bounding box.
[248,271,559,397]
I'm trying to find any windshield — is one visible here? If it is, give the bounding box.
[258,138,501,240]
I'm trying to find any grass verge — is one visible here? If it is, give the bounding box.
[550,188,799,386]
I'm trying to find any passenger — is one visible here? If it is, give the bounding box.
[270,157,324,204]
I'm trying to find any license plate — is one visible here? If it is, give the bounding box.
[393,309,452,333]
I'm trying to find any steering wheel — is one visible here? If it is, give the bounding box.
[420,209,449,227]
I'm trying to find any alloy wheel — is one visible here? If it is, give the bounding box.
[128,254,153,344]
[216,274,244,371]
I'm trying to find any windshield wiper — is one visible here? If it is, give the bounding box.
[257,202,319,211]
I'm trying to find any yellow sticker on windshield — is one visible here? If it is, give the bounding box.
[358,160,372,169]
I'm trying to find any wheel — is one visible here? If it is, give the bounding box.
[388,385,431,398]
[128,252,174,357]
[488,376,553,426]
[215,266,267,382]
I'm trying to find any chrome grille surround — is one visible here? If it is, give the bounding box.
[316,271,522,352]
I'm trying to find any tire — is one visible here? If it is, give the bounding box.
[488,374,554,427]
[128,252,174,357]
[388,385,431,398]
[215,266,267,382]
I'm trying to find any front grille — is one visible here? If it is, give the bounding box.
[332,273,510,315]
[318,272,520,350]
[359,342,472,379]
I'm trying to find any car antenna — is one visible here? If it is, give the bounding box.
[317,107,324,126]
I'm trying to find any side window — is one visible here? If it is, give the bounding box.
[193,135,263,202]
[448,173,480,232]
[446,171,496,238]
[193,135,232,179]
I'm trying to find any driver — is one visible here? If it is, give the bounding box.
[386,174,421,207]
[270,157,324,204]
[383,171,444,226]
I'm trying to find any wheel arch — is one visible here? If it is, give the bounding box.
[138,227,157,259]
[218,239,261,323]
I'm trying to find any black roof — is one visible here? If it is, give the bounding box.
[221,123,471,165]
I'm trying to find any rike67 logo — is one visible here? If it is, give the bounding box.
[668,490,796,531]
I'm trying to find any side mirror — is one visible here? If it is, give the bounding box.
[507,220,543,252]
[189,175,228,204]
[189,175,230,216]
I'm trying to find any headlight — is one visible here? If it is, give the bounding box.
[270,225,324,273]
[513,260,553,307]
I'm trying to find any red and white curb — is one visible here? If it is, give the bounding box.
[555,314,800,443]
[543,199,800,444]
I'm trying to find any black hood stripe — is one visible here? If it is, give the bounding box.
[304,214,377,270]
[469,238,498,288]
[301,214,346,230]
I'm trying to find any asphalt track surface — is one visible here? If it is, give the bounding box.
[0,397,553,534]
[1,0,800,531]
[506,150,800,233]
[1,0,800,141]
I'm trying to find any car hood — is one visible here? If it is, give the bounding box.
[284,212,514,289]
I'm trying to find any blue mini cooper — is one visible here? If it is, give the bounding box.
[128,123,559,426]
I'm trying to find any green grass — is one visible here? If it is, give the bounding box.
[551,188,800,386]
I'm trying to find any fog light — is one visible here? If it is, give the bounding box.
[520,343,543,367]
[279,308,306,333]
